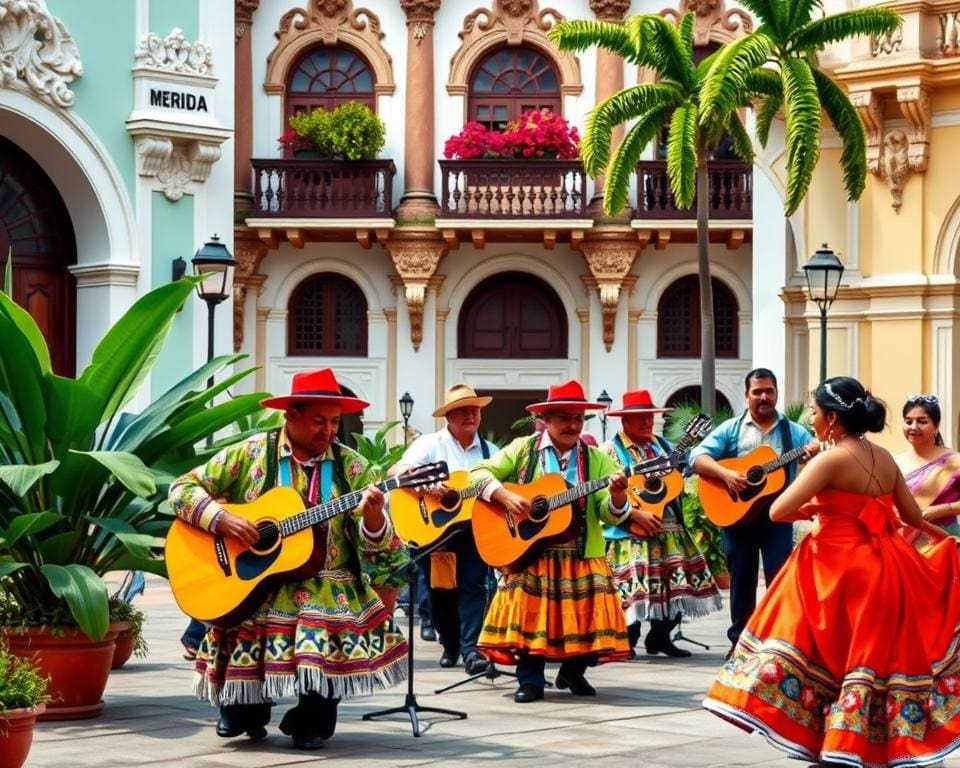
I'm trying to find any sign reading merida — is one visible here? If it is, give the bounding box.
[149,88,208,112]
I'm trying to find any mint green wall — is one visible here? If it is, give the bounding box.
[152,192,195,395]
[54,2,137,196]
[150,0,199,41]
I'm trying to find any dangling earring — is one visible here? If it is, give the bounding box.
[827,425,835,447]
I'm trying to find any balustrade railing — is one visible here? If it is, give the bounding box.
[634,160,753,220]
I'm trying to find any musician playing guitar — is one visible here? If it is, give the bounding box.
[168,368,408,750]
[601,390,722,659]
[469,380,634,704]
[387,383,497,675]
[690,368,818,657]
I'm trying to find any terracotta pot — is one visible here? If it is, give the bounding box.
[0,705,45,768]
[4,626,118,721]
[111,621,135,669]
[714,572,731,590]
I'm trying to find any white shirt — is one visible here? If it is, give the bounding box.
[398,427,495,473]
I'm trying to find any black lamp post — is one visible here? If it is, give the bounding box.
[596,389,613,442]
[191,235,236,445]
[399,392,414,447]
[802,244,845,384]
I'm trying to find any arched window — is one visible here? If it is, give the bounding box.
[459,272,567,358]
[468,46,561,130]
[657,275,739,358]
[288,273,367,356]
[285,45,375,122]
[664,386,733,416]
[0,136,76,376]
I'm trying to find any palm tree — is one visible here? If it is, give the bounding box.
[550,13,754,415]
[698,0,899,215]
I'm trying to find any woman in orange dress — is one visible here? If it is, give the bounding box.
[895,394,960,553]
[704,376,960,767]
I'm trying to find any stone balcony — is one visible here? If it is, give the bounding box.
[634,160,753,221]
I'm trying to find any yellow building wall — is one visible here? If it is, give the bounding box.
[804,147,848,262]
[922,124,960,275]
[864,319,923,450]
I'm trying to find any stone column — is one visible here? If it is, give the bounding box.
[235,0,260,213]
[589,0,630,216]
[398,0,442,219]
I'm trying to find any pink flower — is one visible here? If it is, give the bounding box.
[839,691,863,713]
[937,675,960,694]
[885,697,897,721]
[758,661,782,684]
[443,110,579,160]
[800,685,817,709]
[292,588,311,607]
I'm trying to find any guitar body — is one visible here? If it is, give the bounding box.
[699,445,788,528]
[622,469,684,535]
[165,486,322,628]
[390,470,477,547]
[471,473,579,573]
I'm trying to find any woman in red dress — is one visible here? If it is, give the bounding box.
[704,376,960,767]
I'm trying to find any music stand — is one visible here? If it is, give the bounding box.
[672,615,710,650]
[363,531,467,737]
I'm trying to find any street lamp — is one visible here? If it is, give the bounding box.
[191,234,236,445]
[399,392,414,447]
[802,244,845,384]
[596,389,613,442]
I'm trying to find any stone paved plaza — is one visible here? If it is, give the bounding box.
[24,575,960,768]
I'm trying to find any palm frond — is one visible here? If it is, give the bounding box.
[783,0,823,37]
[642,15,696,91]
[790,9,901,53]
[583,83,683,174]
[723,111,755,164]
[548,19,641,64]
[755,93,784,147]
[745,67,783,99]
[737,0,785,40]
[780,56,821,215]
[700,33,774,126]
[665,103,698,209]
[602,107,670,215]
[812,68,867,202]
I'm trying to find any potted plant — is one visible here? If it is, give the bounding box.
[0,639,49,768]
[109,597,147,670]
[281,101,386,160]
[0,278,268,718]
[443,108,580,160]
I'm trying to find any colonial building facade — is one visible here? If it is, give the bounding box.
[2,0,958,446]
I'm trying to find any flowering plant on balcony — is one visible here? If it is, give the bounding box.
[443,109,580,160]
[279,101,386,159]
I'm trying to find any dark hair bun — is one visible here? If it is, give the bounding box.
[859,397,886,433]
[815,376,886,434]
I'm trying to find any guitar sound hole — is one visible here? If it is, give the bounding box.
[439,489,463,512]
[250,521,279,554]
[746,467,765,485]
[644,478,663,494]
[528,497,549,523]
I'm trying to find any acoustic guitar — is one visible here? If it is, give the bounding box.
[165,461,448,627]
[699,444,809,527]
[620,413,712,535]
[390,470,480,548]
[472,454,674,573]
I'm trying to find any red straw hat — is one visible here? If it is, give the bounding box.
[606,389,672,417]
[525,380,606,413]
[260,368,370,413]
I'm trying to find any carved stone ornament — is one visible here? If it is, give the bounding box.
[589,0,631,22]
[236,0,261,41]
[400,0,442,24]
[660,0,752,46]
[135,137,222,202]
[463,0,563,46]
[0,0,83,108]
[276,0,381,48]
[136,28,213,76]
[581,243,638,351]
[232,230,268,351]
[387,240,446,351]
[880,129,910,211]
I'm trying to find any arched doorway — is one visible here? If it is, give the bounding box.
[665,386,734,417]
[0,136,77,375]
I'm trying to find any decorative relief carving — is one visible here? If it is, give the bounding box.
[881,129,910,211]
[232,231,268,351]
[236,0,260,40]
[277,0,381,48]
[580,242,638,351]
[849,90,883,174]
[897,85,931,171]
[661,0,752,46]
[387,239,447,351]
[135,138,222,202]
[400,0,441,23]
[872,22,902,57]
[462,0,562,45]
[135,28,213,75]
[0,0,83,108]
[590,0,630,22]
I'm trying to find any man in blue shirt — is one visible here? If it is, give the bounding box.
[690,368,818,655]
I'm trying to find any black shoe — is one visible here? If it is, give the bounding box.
[420,623,437,642]
[217,704,270,739]
[645,639,692,658]
[464,652,492,675]
[724,645,736,662]
[291,733,325,750]
[555,671,596,696]
[439,647,459,667]
[216,714,244,738]
[514,683,544,703]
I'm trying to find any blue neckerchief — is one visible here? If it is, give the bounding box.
[543,445,578,484]
[278,455,334,504]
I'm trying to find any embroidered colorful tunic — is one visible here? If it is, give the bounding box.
[168,429,408,704]
[601,432,722,624]
[469,434,630,663]
[704,489,960,767]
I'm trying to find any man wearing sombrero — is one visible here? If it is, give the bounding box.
[169,369,408,750]
[469,380,634,703]
[601,390,722,659]
[389,384,498,675]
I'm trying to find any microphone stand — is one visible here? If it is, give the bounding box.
[363,529,467,737]
[672,615,710,650]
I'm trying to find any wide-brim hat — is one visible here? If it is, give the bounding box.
[432,383,493,417]
[526,380,606,413]
[606,389,672,417]
[260,368,370,414]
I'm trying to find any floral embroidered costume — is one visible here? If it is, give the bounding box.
[704,489,960,767]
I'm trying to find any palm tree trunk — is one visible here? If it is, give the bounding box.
[697,138,716,416]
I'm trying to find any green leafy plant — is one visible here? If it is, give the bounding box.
[680,476,728,580]
[285,102,386,160]
[109,598,148,658]
[0,279,268,640]
[0,639,49,711]
[349,421,405,485]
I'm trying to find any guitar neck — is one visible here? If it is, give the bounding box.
[546,455,670,511]
[761,444,808,473]
[281,476,400,535]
